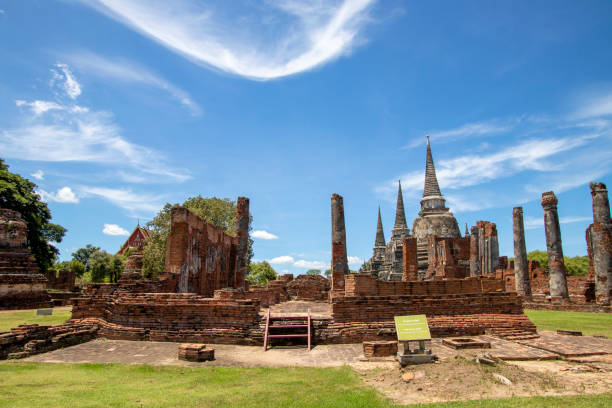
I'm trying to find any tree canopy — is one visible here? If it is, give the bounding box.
[246,261,278,286]
[142,196,253,278]
[525,250,589,276]
[0,158,66,271]
[306,269,321,275]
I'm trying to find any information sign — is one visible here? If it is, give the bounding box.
[394,314,431,341]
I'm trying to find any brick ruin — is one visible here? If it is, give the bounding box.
[0,209,52,310]
[363,138,502,281]
[486,183,612,312]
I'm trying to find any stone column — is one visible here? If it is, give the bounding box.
[469,226,480,276]
[590,182,612,306]
[512,207,531,297]
[540,191,569,299]
[331,194,349,292]
[234,197,250,290]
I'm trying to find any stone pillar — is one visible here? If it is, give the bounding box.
[331,194,349,292]
[540,191,569,299]
[235,197,250,290]
[469,226,480,276]
[402,238,418,281]
[590,182,612,306]
[512,207,531,297]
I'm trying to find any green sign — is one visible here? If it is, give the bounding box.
[394,315,431,341]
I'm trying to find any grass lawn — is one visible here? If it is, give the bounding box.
[0,309,72,332]
[524,309,612,338]
[0,362,610,408]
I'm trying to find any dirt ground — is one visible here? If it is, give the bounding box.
[356,354,612,405]
[17,332,612,405]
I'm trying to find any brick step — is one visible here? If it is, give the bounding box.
[267,334,309,339]
[503,335,540,340]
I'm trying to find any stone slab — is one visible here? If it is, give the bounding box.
[36,308,53,316]
[518,331,612,357]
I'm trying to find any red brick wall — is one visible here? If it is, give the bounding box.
[402,238,418,281]
[165,206,239,296]
[345,274,505,297]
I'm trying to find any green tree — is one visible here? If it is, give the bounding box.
[53,259,85,277]
[306,269,321,275]
[0,159,66,271]
[246,261,278,286]
[525,250,589,276]
[88,249,125,283]
[324,269,332,278]
[142,196,254,278]
[71,244,101,272]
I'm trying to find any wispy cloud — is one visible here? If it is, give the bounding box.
[51,63,81,100]
[31,170,44,180]
[267,253,361,269]
[573,90,612,120]
[38,186,79,203]
[103,223,130,236]
[524,215,592,230]
[65,52,201,115]
[252,230,279,240]
[79,186,163,214]
[405,119,512,149]
[83,0,376,80]
[1,63,190,183]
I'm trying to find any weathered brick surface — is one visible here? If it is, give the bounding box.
[344,274,505,297]
[178,343,215,361]
[0,322,98,360]
[425,236,470,279]
[0,209,52,310]
[46,269,76,290]
[402,238,418,281]
[286,275,330,300]
[363,340,397,357]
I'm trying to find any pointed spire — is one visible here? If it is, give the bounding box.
[393,180,408,231]
[423,135,442,198]
[375,206,386,247]
[465,223,469,237]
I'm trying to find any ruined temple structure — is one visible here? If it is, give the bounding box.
[364,137,500,281]
[0,209,52,310]
[489,185,611,313]
[116,224,150,255]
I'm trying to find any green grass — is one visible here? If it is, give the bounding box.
[0,362,610,407]
[525,309,612,338]
[0,309,72,332]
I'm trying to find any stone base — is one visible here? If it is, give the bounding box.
[397,352,437,366]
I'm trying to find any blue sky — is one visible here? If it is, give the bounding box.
[1,0,611,274]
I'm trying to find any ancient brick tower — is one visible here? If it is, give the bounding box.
[0,209,52,309]
[412,136,461,273]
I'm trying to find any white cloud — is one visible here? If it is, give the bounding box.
[15,100,64,115]
[524,215,592,230]
[405,120,512,148]
[65,52,201,115]
[38,186,79,203]
[252,230,279,240]
[80,186,163,214]
[31,170,44,180]
[51,63,82,100]
[573,91,612,119]
[294,259,329,269]
[379,134,602,201]
[103,223,130,236]
[347,256,363,265]
[84,0,376,80]
[268,255,295,265]
[3,64,190,183]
